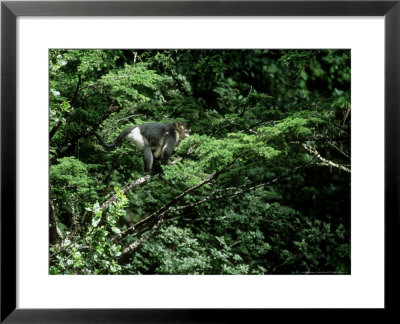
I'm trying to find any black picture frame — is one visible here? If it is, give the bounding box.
[1,0,399,322]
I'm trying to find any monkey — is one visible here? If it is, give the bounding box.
[95,122,191,174]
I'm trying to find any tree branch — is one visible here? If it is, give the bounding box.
[114,171,217,245]
[49,196,63,244]
[302,143,350,173]
[116,172,217,261]
[288,135,350,143]
[100,174,152,211]
[100,145,197,211]
[117,158,314,262]
[165,158,317,217]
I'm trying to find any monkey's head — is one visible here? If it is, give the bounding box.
[174,122,191,139]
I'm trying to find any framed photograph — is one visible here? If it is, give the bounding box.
[1,0,399,322]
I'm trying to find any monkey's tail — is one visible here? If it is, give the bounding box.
[95,126,135,150]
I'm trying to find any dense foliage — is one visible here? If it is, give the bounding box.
[49,49,350,275]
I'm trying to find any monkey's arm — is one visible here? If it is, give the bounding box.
[160,138,177,165]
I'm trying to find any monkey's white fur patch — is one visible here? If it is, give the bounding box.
[126,127,145,150]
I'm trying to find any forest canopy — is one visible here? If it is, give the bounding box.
[49,49,351,275]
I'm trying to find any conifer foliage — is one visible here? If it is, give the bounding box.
[49,49,350,274]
